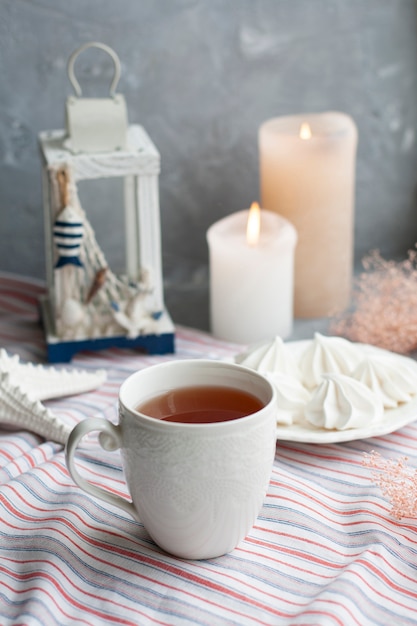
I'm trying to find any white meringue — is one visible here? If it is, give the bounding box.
[235,336,300,378]
[266,372,310,425]
[351,355,417,409]
[305,373,384,430]
[299,333,363,389]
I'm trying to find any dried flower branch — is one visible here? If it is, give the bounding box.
[362,450,417,519]
[330,248,417,354]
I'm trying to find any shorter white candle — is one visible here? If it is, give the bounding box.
[207,203,297,344]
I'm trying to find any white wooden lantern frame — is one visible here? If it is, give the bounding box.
[39,124,175,362]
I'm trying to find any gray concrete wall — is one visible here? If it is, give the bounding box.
[1,0,417,330]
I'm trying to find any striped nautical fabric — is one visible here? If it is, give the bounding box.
[1,272,417,626]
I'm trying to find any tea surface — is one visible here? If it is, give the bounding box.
[137,385,264,423]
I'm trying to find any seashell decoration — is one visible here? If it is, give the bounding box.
[111,292,158,338]
[0,349,106,444]
[0,371,71,444]
[85,267,108,304]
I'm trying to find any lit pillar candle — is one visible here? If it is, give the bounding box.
[259,112,358,318]
[207,203,297,344]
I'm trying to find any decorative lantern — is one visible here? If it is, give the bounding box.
[38,42,175,362]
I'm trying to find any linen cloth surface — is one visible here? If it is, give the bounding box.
[1,273,417,626]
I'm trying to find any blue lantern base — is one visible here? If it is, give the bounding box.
[39,296,175,363]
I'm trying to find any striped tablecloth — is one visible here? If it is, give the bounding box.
[1,272,417,626]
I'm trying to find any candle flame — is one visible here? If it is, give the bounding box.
[299,122,312,140]
[246,202,261,247]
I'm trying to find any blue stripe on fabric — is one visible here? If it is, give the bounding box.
[214,549,417,625]
[0,544,232,626]
[323,579,417,626]
[0,590,56,626]
[261,508,417,558]
[3,486,278,625]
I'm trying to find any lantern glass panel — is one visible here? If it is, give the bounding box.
[77,177,126,274]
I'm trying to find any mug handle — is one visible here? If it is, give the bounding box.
[65,417,137,520]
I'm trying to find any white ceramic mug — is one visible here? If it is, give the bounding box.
[65,359,277,559]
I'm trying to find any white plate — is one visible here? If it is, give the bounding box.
[271,341,417,444]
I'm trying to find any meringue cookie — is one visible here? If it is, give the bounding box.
[235,336,300,378]
[299,333,363,389]
[266,372,310,425]
[351,355,417,409]
[305,373,383,430]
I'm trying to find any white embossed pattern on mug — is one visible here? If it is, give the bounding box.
[121,406,276,558]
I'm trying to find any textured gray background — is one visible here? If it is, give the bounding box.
[1,0,417,332]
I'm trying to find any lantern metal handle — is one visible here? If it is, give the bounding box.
[67,41,121,98]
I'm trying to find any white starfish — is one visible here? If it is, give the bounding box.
[0,349,106,444]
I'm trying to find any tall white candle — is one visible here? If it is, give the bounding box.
[259,111,358,318]
[207,204,297,344]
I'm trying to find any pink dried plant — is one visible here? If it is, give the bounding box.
[330,248,417,354]
[363,450,417,519]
